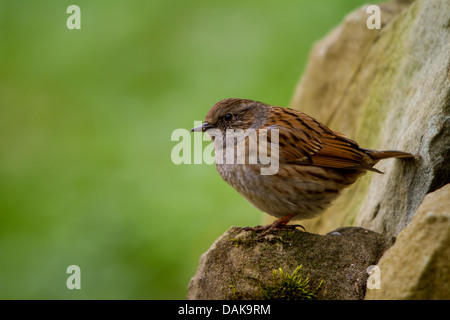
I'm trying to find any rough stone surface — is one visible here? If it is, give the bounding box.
[187,227,395,300]
[285,0,450,238]
[365,184,450,300]
[188,0,450,301]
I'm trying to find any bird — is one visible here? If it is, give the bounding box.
[191,98,414,235]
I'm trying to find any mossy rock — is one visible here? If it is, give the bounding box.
[187,226,394,300]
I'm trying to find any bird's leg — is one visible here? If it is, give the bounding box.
[239,214,305,237]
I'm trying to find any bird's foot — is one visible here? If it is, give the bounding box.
[239,218,305,238]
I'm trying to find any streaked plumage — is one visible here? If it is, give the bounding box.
[192,98,414,233]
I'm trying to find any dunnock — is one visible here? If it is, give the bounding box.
[192,98,414,234]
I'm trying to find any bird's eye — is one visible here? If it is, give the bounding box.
[224,113,233,121]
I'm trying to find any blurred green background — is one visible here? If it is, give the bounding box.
[0,0,377,299]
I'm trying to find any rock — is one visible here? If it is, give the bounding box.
[365,184,450,300]
[187,0,450,301]
[187,227,395,300]
[290,0,413,130]
[285,0,450,238]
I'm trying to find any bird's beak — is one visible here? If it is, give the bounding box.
[190,122,214,132]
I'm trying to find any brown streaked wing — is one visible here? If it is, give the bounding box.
[261,107,325,163]
[263,107,377,171]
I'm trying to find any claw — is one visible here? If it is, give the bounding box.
[238,214,305,238]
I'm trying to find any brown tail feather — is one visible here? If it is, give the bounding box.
[365,149,415,161]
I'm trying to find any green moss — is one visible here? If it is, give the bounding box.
[230,238,243,248]
[260,265,323,300]
[228,285,239,297]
